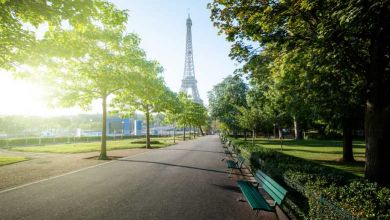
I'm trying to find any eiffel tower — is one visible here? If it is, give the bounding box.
[180,13,203,104]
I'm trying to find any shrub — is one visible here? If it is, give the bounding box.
[222,136,390,219]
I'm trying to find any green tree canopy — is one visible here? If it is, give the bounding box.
[22,27,147,159]
[208,75,248,136]
[112,61,174,148]
[209,0,390,185]
[0,0,127,70]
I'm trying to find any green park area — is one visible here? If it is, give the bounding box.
[11,137,179,154]
[235,138,365,177]
[222,135,390,219]
[0,156,28,166]
[1,0,389,219]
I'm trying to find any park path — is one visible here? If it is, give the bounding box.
[0,135,273,220]
[0,148,150,190]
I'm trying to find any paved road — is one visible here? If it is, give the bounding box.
[0,135,254,220]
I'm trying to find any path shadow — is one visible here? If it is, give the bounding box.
[278,148,365,156]
[249,139,366,148]
[118,159,228,174]
[279,148,341,154]
[211,183,242,193]
[313,159,365,175]
[160,148,224,154]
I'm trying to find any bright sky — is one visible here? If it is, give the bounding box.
[0,0,237,116]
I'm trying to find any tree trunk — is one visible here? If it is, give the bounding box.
[244,131,247,141]
[199,126,204,136]
[278,127,282,139]
[365,27,390,186]
[294,116,303,140]
[365,104,390,185]
[342,118,355,162]
[99,95,108,160]
[173,126,176,143]
[183,126,186,141]
[273,124,276,138]
[145,105,151,149]
[233,129,238,138]
[252,129,255,146]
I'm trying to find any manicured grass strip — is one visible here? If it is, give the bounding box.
[0,156,28,166]
[11,137,176,153]
[237,138,365,177]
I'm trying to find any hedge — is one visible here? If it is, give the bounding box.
[220,135,390,219]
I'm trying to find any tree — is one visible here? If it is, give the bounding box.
[163,92,182,143]
[0,0,126,70]
[209,0,390,184]
[112,62,172,148]
[176,93,193,140]
[22,28,146,160]
[208,75,248,136]
[188,101,209,137]
[236,106,261,145]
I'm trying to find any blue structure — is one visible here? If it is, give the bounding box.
[107,117,131,135]
[134,120,142,135]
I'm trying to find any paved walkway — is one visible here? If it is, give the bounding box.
[0,135,278,220]
[0,148,150,190]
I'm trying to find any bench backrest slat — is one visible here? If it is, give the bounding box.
[255,170,287,205]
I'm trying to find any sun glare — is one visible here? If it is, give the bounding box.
[0,72,85,116]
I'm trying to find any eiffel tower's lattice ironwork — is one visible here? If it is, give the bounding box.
[180,14,203,104]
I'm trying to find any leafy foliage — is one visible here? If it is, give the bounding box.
[224,136,390,219]
[209,0,390,183]
[208,75,247,134]
[0,0,127,69]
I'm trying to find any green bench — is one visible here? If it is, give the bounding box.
[226,155,245,177]
[237,170,287,218]
[224,140,234,155]
[224,146,233,155]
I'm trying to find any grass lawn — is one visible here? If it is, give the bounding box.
[0,155,28,166]
[236,138,366,177]
[11,136,177,154]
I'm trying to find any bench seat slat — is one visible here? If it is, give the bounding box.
[237,180,273,212]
